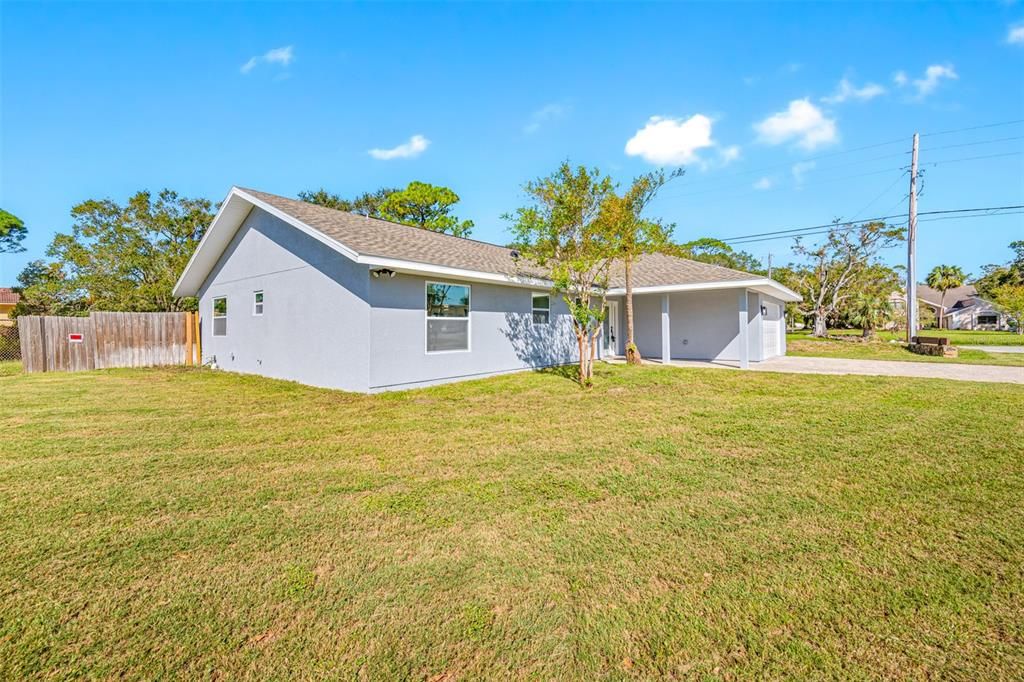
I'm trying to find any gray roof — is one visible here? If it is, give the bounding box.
[916,284,983,309]
[240,188,759,288]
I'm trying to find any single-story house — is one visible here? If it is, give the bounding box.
[890,284,1010,330]
[0,288,20,326]
[172,187,800,392]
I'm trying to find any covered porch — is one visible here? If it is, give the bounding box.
[601,281,800,368]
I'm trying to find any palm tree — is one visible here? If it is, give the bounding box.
[848,292,893,339]
[925,265,966,330]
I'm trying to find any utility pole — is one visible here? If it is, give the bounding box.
[906,133,919,343]
[767,253,773,279]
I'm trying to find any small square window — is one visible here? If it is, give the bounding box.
[532,293,550,324]
[253,290,264,316]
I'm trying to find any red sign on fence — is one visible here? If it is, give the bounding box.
[68,333,84,343]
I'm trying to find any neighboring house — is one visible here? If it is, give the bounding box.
[173,187,800,392]
[0,288,19,326]
[891,284,1009,330]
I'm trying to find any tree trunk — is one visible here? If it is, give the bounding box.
[576,331,587,386]
[812,312,828,337]
[939,291,946,330]
[624,256,641,364]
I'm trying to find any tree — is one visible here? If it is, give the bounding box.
[925,264,966,329]
[0,208,27,253]
[975,241,1024,297]
[23,190,214,314]
[505,162,616,386]
[11,259,87,317]
[676,237,763,274]
[378,182,474,237]
[606,168,681,364]
[842,264,901,338]
[789,220,905,337]
[990,284,1024,334]
[298,187,397,217]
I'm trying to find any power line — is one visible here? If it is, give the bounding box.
[920,135,1024,153]
[718,204,1024,245]
[919,118,1024,138]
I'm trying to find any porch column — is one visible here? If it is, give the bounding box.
[738,290,749,369]
[661,293,671,364]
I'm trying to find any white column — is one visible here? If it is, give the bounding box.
[661,293,671,364]
[738,290,749,369]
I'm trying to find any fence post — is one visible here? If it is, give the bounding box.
[185,311,194,366]
[194,310,201,366]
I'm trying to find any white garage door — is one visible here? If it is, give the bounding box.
[762,303,780,358]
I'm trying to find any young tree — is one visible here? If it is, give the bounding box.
[378,181,474,237]
[27,190,214,314]
[0,208,27,253]
[990,284,1024,334]
[790,220,904,337]
[843,264,901,338]
[925,264,966,329]
[606,168,681,364]
[505,162,616,386]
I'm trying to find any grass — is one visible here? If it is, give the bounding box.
[788,331,1024,367]
[1,365,1022,679]
[825,328,1024,346]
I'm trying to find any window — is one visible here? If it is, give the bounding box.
[532,293,550,324]
[426,282,470,352]
[253,290,264,316]
[977,314,998,325]
[212,296,227,336]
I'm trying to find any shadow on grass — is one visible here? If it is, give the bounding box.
[534,363,580,383]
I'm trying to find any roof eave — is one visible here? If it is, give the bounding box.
[606,278,801,302]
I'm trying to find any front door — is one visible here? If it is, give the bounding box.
[603,301,619,356]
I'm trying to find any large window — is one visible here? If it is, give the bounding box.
[426,282,470,353]
[532,293,550,324]
[977,314,998,326]
[212,296,227,336]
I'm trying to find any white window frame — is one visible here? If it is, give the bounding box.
[212,296,227,337]
[532,292,550,325]
[253,290,264,316]
[425,280,471,354]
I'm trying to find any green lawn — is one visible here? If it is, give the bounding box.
[788,331,1024,367]
[1,365,1022,679]
[824,328,1024,346]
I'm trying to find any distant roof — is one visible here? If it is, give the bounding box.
[174,187,799,302]
[0,288,20,305]
[916,284,981,309]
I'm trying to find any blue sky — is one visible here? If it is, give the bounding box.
[2,1,1023,287]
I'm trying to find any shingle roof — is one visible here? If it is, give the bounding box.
[0,288,20,305]
[916,284,980,309]
[240,188,759,288]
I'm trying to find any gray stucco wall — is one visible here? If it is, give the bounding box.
[197,207,372,392]
[367,274,578,391]
[628,289,786,362]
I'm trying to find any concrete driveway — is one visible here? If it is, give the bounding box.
[667,356,1024,385]
[960,345,1024,354]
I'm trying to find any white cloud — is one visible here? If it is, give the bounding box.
[894,64,958,98]
[625,114,716,165]
[792,161,815,186]
[368,134,430,160]
[754,99,838,150]
[718,145,741,164]
[1007,24,1024,44]
[753,177,774,190]
[822,77,886,104]
[241,45,294,74]
[524,103,569,134]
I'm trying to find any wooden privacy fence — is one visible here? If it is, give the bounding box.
[18,312,201,373]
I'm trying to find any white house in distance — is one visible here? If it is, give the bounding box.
[892,284,1010,330]
[173,187,800,392]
